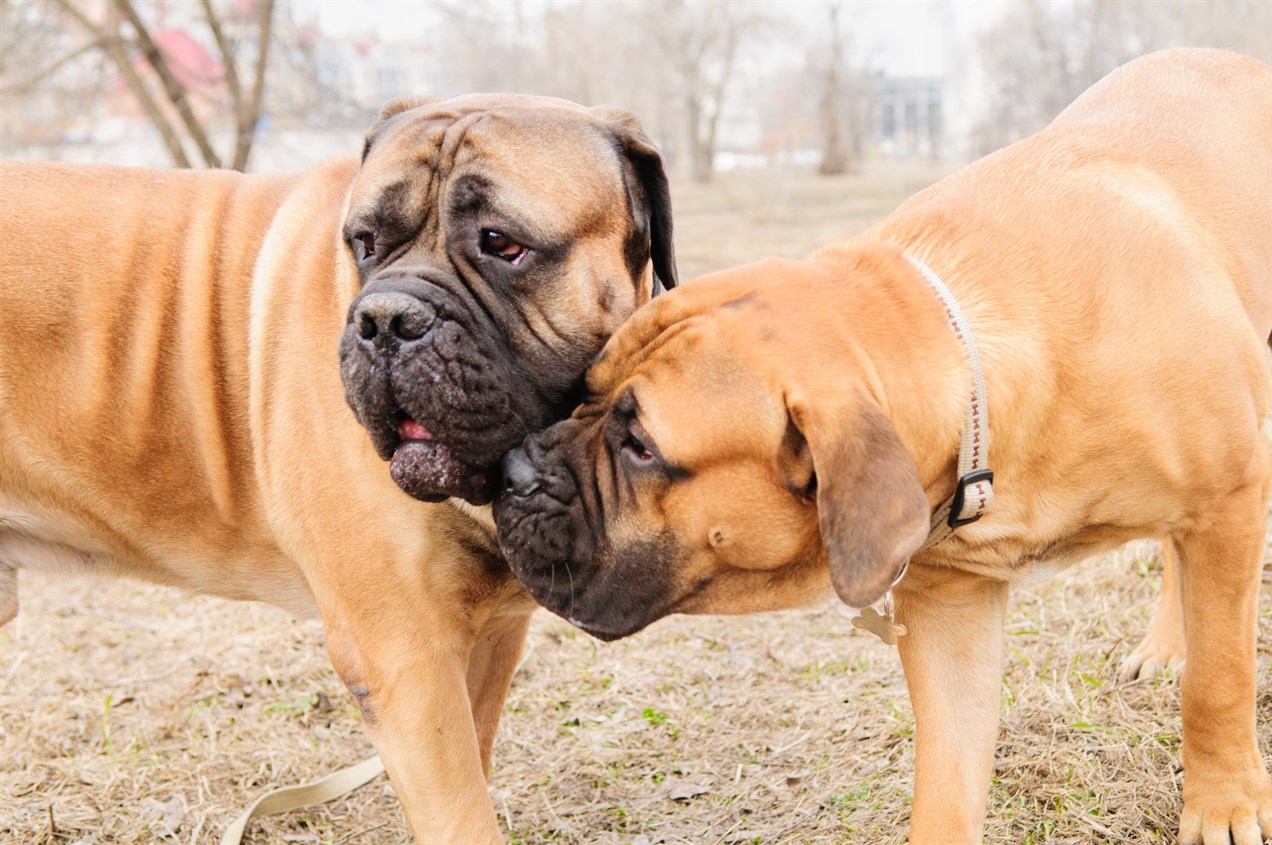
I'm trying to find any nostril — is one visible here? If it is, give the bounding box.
[392,311,429,341]
[503,448,541,497]
[358,312,378,339]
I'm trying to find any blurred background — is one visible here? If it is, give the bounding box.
[4,4,1272,844]
[2,0,1269,178]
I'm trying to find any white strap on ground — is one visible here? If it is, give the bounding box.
[220,755,385,845]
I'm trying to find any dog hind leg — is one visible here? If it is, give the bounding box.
[466,611,533,778]
[0,560,15,627]
[1119,538,1186,681]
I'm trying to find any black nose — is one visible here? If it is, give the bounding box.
[353,292,435,345]
[502,447,541,497]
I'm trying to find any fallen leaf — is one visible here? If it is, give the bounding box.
[666,780,711,801]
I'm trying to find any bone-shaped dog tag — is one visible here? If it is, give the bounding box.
[851,606,908,645]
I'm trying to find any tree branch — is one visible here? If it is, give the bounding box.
[236,0,274,171]
[0,37,112,95]
[114,0,222,167]
[199,0,245,125]
[54,0,192,167]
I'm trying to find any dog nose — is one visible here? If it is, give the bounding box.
[353,292,435,344]
[502,447,541,497]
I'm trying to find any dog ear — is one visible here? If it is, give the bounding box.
[593,107,678,293]
[362,96,441,161]
[785,394,930,608]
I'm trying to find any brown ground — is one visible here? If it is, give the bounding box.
[2,163,1270,845]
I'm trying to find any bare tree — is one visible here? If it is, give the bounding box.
[199,0,275,171]
[973,0,1272,155]
[642,0,767,183]
[6,0,276,170]
[816,1,850,175]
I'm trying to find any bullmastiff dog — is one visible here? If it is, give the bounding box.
[494,50,1271,843]
[0,93,675,842]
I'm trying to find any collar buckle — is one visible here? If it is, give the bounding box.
[948,469,995,528]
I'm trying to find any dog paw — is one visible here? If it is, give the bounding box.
[1179,772,1272,845]
[1118,635,1184,682]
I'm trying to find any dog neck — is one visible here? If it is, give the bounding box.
[902,253,995,548]
[805,241,978,517]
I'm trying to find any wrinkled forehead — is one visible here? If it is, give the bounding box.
[584,272,785,402]
[458,110,628,220]
[586,312,772,421]
[353,99,627,234]
[633,346,784,464]
[582,313,683,406]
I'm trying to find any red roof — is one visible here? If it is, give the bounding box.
[143,29,225,88]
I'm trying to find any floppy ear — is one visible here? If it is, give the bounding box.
[361,96,441,161]
[592,107,678,292]
[786,395,931,607]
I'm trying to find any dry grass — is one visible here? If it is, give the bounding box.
[669,161,949,280]
[2,163,1270,845]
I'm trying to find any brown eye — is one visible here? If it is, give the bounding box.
[355,232,375,261]
[480,229,528,264]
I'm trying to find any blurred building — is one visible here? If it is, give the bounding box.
[305,33,440,125]
[871,75,943,159]
[747,70,946,171]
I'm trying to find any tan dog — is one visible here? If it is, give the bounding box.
[0,94,675,842]
[493,50,1271,843]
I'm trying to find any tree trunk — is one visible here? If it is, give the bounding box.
[200,0,276,172]
[686,93,712,183]
[235,0,275,172]
[817,2,848,176]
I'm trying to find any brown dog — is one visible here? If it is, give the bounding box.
[494,50,1271,843]
[0,94,675,842]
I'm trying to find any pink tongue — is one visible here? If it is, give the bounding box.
[398,419,434,441]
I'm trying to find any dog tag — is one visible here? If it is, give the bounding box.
[851,606,908,645]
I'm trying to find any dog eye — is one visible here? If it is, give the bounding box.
[480,229,528,265]
[621,433,656,464]
[354,232,376,262]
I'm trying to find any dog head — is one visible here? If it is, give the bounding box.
[492,257,938,640]
[339,94,676,505]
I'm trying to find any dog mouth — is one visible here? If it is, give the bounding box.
[564,616,646,642]
[568,620,626,642]
[339,276,598,508]
[387,416,497,505]
[495,480,681,642]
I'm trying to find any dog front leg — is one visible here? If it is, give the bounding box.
[894,569,1009,844]
[1175,483,1272,845]
[320,598,504,844]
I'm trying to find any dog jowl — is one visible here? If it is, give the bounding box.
[338,95,676,505]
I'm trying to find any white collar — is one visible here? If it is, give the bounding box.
[904,252,995,551]
[851,252,996,645]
